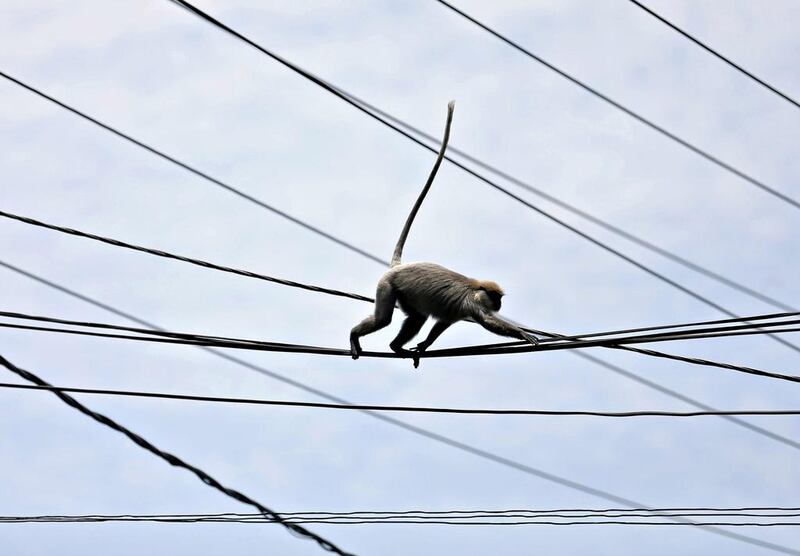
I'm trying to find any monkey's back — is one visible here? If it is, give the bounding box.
[387,262,477,320]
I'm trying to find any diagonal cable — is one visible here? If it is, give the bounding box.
[0,353,353,556]
[432,0,800,210]
[627,0,800,110]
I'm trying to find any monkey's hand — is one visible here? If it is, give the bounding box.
[409,343,429,369]
[520,330,539,346]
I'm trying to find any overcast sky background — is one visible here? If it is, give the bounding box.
[1,0,799,554]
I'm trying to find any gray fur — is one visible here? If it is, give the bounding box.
[349,102,538,367]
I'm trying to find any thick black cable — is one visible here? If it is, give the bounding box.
[4,311,800,384]
[3,261,799,554]
[432,0,800,211]
[3,381,799,417]
[0,209,373,303]
[0,71,387,268]
[162,0,800,358]
[5,309,800,352]
[0,354,353,556]
[339,89,796,312]
[628,0,800,110]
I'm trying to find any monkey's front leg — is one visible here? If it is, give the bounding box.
[411,320,453,368]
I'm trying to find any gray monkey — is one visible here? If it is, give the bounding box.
[349,101,539,367]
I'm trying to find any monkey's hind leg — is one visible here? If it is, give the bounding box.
[349,280,397,360]
[410,320,453,368]
[389,312,426,367]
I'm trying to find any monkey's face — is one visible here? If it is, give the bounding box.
[476,288,504,311]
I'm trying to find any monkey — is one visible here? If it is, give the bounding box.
[349,101,539,368]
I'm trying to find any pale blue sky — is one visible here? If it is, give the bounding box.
[1,1,799,554]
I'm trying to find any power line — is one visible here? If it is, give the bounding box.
[4,511,800,527]
[0,209,373,303]
[2,262,797,554]
[5,310,800,384]
[627,0,800,110]
[432,0,800,211]
[0,353,353,556]
[3,67,794,318]
[161,0,800,359]
[3,380,799,417]
[0,71,387,268]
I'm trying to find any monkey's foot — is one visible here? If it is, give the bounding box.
[349,338,362,360]
[409,346,427,369]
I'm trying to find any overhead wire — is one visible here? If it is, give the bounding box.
[627,0,800,110]
[161,0,800,358]
[3,310,800,384]
[2,263,798,555]
[3,380,799,417]
[4,508,800,526]
[0,353,353,556]
[432,0,800,211]
[2,67,794,316]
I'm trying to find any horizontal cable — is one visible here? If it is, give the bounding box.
[3,512,798,526]
[433,0,800,210]
[3,311,800,384]
[0,353,353,555]
[0,209,373,303]
[4,381,799,417]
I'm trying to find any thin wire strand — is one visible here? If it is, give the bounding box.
[3,381,798,417]
[0,71,387,268]
[627,0,800,110]
[2,513,798,527]
[162,0,800,358]
[2,264,798,555]
[0,209,373,303]
[0,353,353,556]
[432,0,800,210]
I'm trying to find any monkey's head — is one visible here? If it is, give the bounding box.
[475,280,505,312]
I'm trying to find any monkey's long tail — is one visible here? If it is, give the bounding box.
[390,100,455,267]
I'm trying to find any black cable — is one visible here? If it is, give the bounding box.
[628,0,800,110]
[3,381,799,417]
[3,68,794,316]
[0,354,353,556]
[4,261,799,554]
[432,0,800,211]
[5,309,800,352]
[4,311,800,384]
[0,71,387,268]
[0,209,373,304]
[162,0,800,359]
[2,513,798,527]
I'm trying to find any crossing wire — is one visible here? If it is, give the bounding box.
[627,0,800,110]
[2,261,798,554]
[0,353,353,556]
[162,0,800,358]
[432,0,800,210]
[2,68,794,314]
[3,381,799,417]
